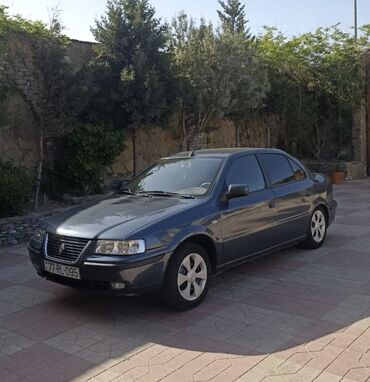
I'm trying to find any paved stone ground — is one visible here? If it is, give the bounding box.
[1,179,370,382]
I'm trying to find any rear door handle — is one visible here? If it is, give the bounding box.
[268,200,277,209]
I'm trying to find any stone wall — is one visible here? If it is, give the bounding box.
[0,32,40,170]
[0,34,369,180]
[111,126,180,174]
[0,213,46,247]
[0,194,107,248]
[0,34,95,172]
[366,52,370,174]
[0,29,271,180]
[110,116,270,175]
[0,93,40,170]
[67,39,96,70]
[352,51,370,174]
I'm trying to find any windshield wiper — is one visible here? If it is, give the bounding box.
[118,188,136,195]
[141,191,194,199]
[119,189,151,198]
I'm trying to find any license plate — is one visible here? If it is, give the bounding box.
[44,260,81,280]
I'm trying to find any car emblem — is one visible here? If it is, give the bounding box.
[59,243,66,256]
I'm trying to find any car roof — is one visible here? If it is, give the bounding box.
[164,148,287,159]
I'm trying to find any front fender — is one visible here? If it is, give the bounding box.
[125,200,222,270]
[136,217,222,271]
[160,224,222,274]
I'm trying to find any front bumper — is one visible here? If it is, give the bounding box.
[28,243,171,295]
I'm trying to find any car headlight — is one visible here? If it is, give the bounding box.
[95,240,146,255]
[32,229,46,244]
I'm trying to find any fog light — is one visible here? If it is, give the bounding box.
[111,282,125,290]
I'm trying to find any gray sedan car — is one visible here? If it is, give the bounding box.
[29,148,337,310]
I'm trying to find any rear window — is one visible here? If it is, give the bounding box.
[260,154,295,186]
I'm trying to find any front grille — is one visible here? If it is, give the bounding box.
[46,233,90,263]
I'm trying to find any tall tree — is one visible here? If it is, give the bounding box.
[171,13,267,150]
[90,0,176,174]
[171,15,230,149]
[258,25,369,158]
[220,32,269,146]
[217,1,268,146]
[217,0,252,38]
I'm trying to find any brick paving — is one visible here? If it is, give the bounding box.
[0,178,370,382]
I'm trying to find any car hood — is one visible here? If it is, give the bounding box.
[45,194,198,239]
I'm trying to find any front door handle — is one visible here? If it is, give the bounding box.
[268,200,277,209]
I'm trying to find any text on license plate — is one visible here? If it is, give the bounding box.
[44,260,81,280]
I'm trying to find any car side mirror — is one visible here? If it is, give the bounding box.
[294,169,306,181]
[115,177,133,191]
[225,184,249,200]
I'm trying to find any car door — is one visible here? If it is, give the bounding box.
[220,155,278,265]
[258,153,313,244]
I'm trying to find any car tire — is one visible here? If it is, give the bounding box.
[302,206,327,249]
[161,243,210,311]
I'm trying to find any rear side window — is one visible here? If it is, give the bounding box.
[289,159,306,181]
[226,155,265,193]
[260,154,295,186]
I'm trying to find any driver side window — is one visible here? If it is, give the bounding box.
[226,155,266,193]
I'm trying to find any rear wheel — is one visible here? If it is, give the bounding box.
[161,243,210,311]
[302,207,327,249]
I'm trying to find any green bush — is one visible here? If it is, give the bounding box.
[65,123,124,195]
[0,161,32,217]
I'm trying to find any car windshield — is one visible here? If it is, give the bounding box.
[124,157,223,197]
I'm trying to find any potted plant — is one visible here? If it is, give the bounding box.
[329,160,345,184]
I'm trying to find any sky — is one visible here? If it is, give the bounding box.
[1,0,369,42]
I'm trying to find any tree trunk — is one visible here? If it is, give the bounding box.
[181,110,189,151]
[235,119,246,148]
[132,129,137,176]
[337,105,343,152]
[314,111,321,159]
[34,131,43,209]
[235,122,240,148]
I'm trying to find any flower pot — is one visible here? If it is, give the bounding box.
[329,171,345,184]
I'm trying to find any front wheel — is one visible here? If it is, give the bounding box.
[302,207,327,249]
[161,243,210,311]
